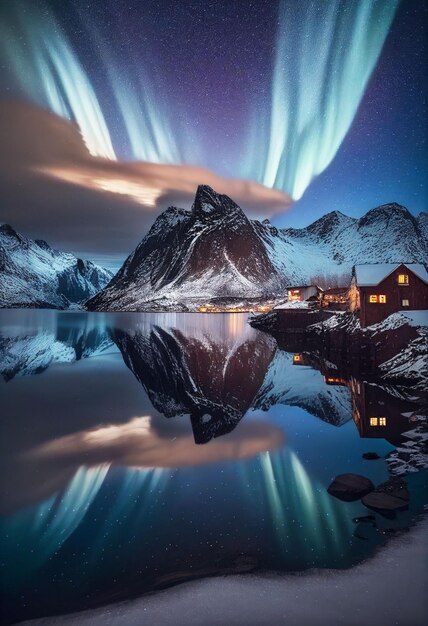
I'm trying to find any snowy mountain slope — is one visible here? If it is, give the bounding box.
[254,350,352,426]
[87,185,284,310]
[257,203,428,285]
[88,185,427,311]
[0,224,113,308]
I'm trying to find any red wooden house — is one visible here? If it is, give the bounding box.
[349,263,428,327]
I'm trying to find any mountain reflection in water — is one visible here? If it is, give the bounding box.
[0,310,426,625]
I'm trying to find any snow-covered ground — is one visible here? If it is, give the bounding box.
[274,300,310,309]
[21,518,428,626]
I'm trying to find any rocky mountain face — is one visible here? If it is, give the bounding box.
[0,224,113,309]
[87,185,284,311]
[88,187,427,311]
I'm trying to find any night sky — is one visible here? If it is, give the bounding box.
[0,0,426,264]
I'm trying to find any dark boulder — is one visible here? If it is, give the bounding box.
[362,477,409,514]
[327,473,375,501]
[363,452,380,460]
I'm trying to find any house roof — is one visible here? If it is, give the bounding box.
[354,263,428,286]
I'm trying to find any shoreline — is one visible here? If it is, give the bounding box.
[20,517,428,626]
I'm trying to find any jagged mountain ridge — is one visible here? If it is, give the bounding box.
[257,202,428,285]
[88,186,427,311]
[0,224,113,309]
[88,185,283,311]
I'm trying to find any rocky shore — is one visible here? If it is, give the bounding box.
[250,309,428,391]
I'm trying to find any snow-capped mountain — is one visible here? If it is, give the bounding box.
[0,224,113,308]
[257,202,428,286]
[88,187,427,311]
[87,185,284,311]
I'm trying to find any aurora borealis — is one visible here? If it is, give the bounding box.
[0,0,426,258]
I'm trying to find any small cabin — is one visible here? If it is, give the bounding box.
[349,263,428,327]
[286,284,322,303]
[321,287,349,310]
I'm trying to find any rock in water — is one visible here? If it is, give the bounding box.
[363,452,381,460]
[327,473,375,501]
[362,477,409,513]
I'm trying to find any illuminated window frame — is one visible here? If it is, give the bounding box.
[398,274,409,285]
[370,417,387,426]
[369,294,386,303]
[402,299,410,307]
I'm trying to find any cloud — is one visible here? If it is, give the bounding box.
[1,415,283,513]
[0,99,291,263]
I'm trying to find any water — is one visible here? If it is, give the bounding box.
[0,310,426,624]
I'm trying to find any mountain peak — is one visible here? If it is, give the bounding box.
[358,203,414,228]
[0,223,19,238]
[191,184,240,218]
[305,209,354,239]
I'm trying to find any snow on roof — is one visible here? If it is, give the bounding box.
[354,263,428,286]
[285,284,323,290]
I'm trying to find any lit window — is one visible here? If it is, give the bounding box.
[398,274,409,284]
[369,295,378,303]
[370,417,378,426]
[379,417,387,426]
[379,295,387,303]
[402,299,409,307]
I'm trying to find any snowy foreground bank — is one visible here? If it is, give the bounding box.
[22,518,428,626]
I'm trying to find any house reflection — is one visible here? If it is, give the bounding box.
[290,350,423,445]
[324,376,348,387]
[349,377,420,445]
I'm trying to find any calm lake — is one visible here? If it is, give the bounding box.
[0,311,426,624]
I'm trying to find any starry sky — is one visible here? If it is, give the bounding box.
[0,0,426,263]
